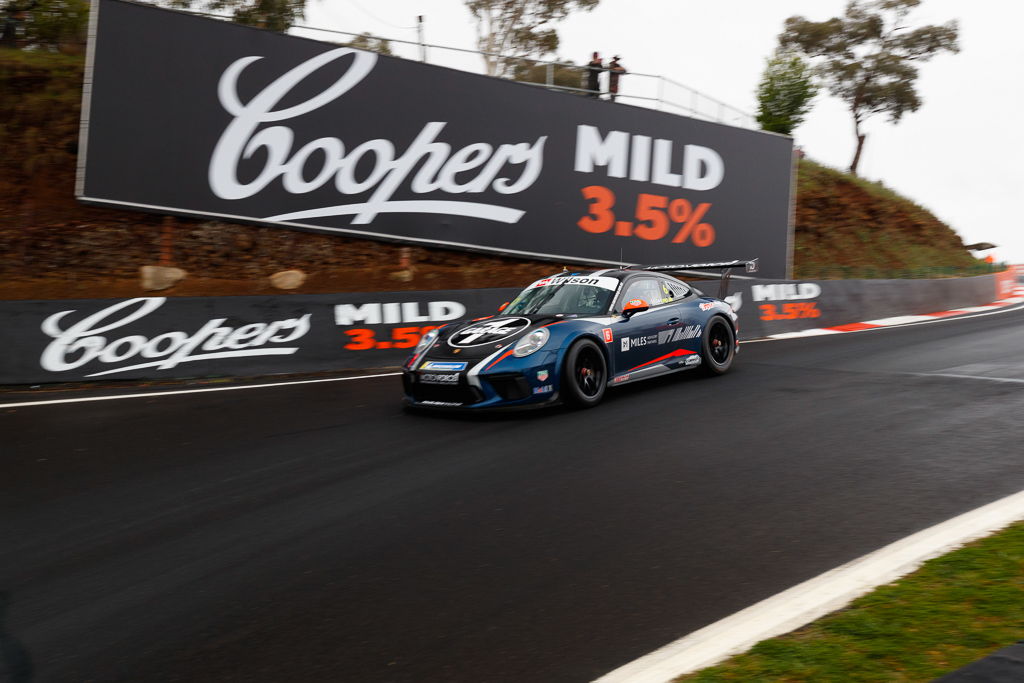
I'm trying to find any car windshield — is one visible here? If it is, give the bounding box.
[504,276,617,316]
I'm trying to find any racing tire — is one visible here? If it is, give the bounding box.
[700,315,735,376]
[562,339,607,408]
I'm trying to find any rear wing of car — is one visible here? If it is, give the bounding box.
[629,259,758,299]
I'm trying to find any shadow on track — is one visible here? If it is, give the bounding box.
[401,367,735,423]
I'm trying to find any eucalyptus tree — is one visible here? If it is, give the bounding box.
[780,0,959,174]
[466,0,599,78]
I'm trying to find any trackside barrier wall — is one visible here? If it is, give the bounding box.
[725,274,1000,340]
[0,289,520,385]
[0,274,1001,386]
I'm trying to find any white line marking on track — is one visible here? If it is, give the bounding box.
[907,372,1024,385]
[0,372,402,409]
[594,489,1024,683]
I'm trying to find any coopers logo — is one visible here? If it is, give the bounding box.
[448,317,530,347]
[210,48,546,226]
[40,298,310,377]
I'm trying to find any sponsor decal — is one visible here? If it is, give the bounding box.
[334,301,465,325]
[448,317,530,348]
[624,348,697,373]
[419,372,459,384]
[421,361,467,371]
[657,325,701,344]
[699,302,714,311]
[537,369,549,381]
[40,298,310,377]
[613,374,630,383]
[620,334,659,351]
[527,275,619,291]
[684,355,701,366]
[420,400,463,407]
[532,384,553,394]
[602,327,613,343]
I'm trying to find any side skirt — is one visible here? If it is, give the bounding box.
[608,359,701,387]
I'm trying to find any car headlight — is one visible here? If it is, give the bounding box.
[513,327,549,357]
[413,328,440,355]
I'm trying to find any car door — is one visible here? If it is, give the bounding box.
[656,276,705,358]
[611,276,681,381]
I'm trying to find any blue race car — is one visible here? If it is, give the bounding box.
[401,260,757,410]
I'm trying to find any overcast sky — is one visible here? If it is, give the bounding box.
[297,0,1024,265]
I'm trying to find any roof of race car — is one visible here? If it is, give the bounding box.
[538,260,757,283]
[538,269,686,282]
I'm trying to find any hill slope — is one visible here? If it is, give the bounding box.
[0,49,985,300]
[793,159,981,279]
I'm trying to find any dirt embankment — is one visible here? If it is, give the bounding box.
[0,49,981,301]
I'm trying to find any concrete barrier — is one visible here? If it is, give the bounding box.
[726,273,998,339]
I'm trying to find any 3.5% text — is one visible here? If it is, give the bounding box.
[577,185,716,246]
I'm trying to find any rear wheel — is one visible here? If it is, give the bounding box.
[562,339,607,408]
[701,316,735,375]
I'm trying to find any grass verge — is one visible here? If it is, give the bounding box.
[677,521,1024,682]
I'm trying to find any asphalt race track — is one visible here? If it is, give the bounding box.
[3,305,1023,682]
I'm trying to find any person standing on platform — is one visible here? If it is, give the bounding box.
[608,56,626,102]
[586,52,603,97]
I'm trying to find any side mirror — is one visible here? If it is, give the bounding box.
[622,298,649,318]
[498,301,509,312]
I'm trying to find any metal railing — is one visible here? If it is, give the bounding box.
[286,22,756,129]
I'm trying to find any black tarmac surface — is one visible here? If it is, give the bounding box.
[2,305,1023,682]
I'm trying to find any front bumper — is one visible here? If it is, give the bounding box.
[402,362,560,410]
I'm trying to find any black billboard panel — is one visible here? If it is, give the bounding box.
[79,0,794,277]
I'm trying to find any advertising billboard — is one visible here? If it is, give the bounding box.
[79,0,794,277]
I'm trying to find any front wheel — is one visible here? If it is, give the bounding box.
[700,316,735,375]
[561,339,607,408]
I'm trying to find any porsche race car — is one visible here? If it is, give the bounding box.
[402,260,757,410]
